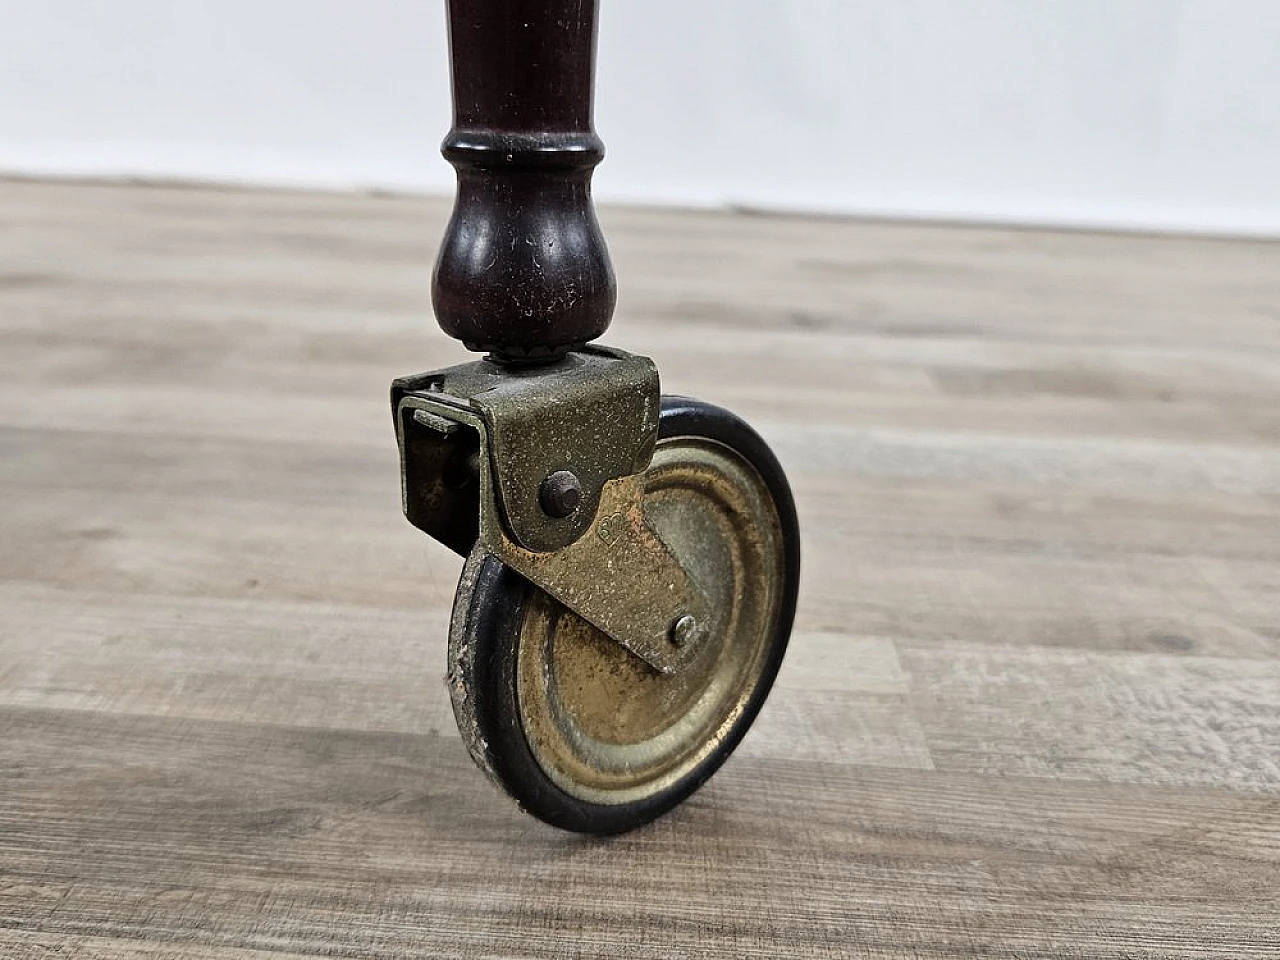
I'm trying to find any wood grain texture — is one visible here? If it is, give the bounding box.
[1,179,1278,958]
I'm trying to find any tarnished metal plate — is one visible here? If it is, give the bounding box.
[392,349,709,674]
[392,346,658,553]
[494,472,712,674]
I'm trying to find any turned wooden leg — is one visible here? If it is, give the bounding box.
[433,0,615,362]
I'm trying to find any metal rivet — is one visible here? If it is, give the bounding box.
[670,614,699,647]
[539,470,583,518]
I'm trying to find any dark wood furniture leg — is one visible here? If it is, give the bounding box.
[434,0,614,361]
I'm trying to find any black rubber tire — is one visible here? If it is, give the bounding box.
[454,396,801,834]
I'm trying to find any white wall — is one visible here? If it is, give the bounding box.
[3,1,1279,235]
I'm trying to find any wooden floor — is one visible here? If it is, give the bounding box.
[2,179,1278,959]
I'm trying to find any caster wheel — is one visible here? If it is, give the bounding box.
[447,396,800,834]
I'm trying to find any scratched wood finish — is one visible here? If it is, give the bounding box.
[1,179,1278,959]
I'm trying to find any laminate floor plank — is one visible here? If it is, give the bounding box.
[2,707,1277,960]
[1,179,1277,957]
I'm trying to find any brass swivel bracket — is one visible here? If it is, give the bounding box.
[391,345,711,675]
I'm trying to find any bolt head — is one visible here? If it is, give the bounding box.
[539,470,583,518]
[670,614,699,647]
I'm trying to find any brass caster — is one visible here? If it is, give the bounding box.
[446,397,800,834]
[404,1,802,834]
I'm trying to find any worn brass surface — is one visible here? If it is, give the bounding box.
[514,435,785,805]
[496,471,713,674]
[392,348,711,673]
